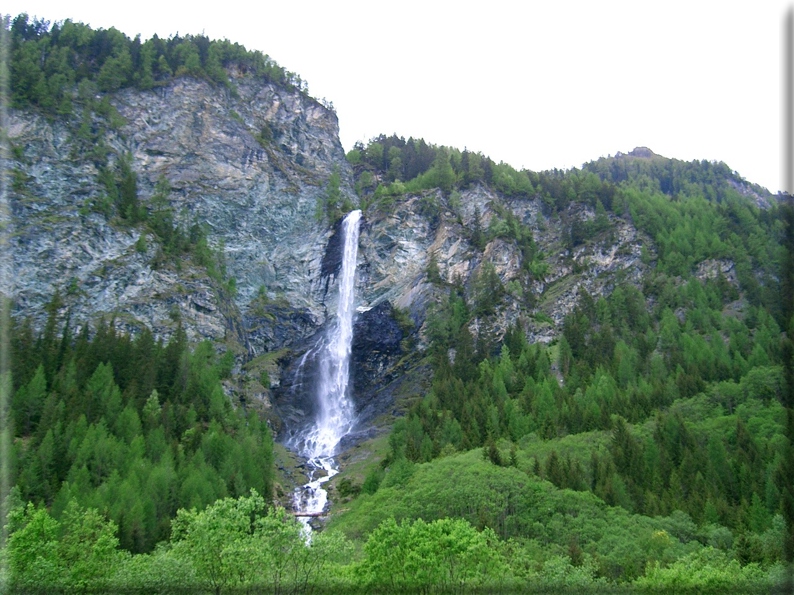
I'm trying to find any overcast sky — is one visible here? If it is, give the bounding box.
[4,1,791,193]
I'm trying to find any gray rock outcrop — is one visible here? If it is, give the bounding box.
[9,75,352,345]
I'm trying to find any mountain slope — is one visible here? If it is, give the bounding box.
[3,14,790,592]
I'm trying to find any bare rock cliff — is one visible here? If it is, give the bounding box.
[9,75,351,346]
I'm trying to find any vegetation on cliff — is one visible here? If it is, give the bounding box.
[8,13,310,116]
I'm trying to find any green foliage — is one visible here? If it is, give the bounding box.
[471,261,504,317]
[359,516,504,592]
[316,167,353,224]
[7,491,353,594]
[109,544,197,593]
[331,446,783,590]
[254,123,273,148]
[171,490,351,594]
[87,153,145,223]
[134,234,148,253]
[332,451,533,540]
[9,307,275,555]
[12,364,47,436]
[361,467,384,495]
[567,201,614,247]
[170,490,268,593]
[11,168,32,194]
[259,369,271,389]
[337,477,362,498]
[7,500,123,592]
[8,14,309,116]
[426,253,443,284]
[635,546,767,591]
[6,503,63,589]
[116,154,142,222]
[142,176,231,281]
[350,135,538,207]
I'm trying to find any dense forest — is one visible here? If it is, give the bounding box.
[335,137,792,591]
[8,294,274,555]
[8,13,311,115]
[3,14,793,595]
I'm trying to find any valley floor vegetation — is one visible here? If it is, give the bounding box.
[1,481,786,594]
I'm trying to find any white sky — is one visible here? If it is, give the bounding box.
[4,1,791,193]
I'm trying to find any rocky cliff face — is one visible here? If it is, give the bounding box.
[355,185,649,345]
[8,72,651,436]
[9,74,352,346]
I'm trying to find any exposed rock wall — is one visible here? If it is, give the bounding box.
[355,186,649,347]
[8,75,352,344]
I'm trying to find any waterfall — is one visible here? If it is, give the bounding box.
[292,209,361,529]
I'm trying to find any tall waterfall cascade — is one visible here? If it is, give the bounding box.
[292,209,362,529]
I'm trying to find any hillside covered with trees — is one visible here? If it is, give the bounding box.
[8,13,311,114]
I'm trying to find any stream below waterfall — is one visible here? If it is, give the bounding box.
[291,210,361,533]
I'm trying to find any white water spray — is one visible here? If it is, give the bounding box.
[292,210,361,530]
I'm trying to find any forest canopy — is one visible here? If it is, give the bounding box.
[8,13,311,115]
